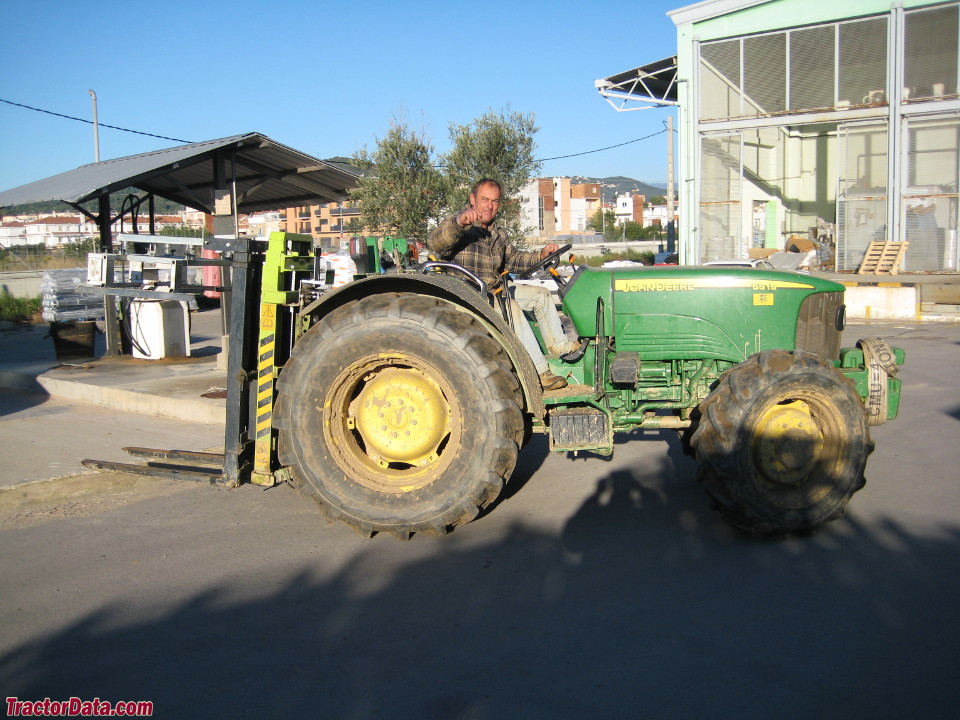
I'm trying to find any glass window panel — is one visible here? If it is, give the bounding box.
[744,33,787,115]
[836,122,888,271]
[790,25,836,111]
[700,40,741,120]
[699,134,743,261]
[903,116,959,271]
[904,4,958,101]
[838,17,888,108]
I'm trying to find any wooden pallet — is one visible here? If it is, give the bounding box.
[858,241,909,275]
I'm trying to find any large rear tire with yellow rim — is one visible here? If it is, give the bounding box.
[274,293,523,539]
[690,350,872,537]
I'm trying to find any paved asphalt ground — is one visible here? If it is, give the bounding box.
[0,317,958,719]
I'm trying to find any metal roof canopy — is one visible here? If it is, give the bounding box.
[595,56,679,111]
[0,132,360,247]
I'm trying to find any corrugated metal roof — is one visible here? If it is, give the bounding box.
[595,56,679,107]
[0,132,360,213]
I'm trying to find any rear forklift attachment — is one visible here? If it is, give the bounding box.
[81,233,311,489]
[82,448,228,485]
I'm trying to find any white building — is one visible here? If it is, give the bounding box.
[519,177,604,240]
[614,193,645,226]
[245,211,284,238]
[0,215,98,248]
[0,213,191,248]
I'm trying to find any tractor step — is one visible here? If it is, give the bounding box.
[543,383,595,402]
[549,406,612,454]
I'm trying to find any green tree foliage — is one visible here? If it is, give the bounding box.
[349,121,445,242]
[350,107,541,244]
[586,208,609,232]
[158,224,204,238]
[623,221,660,240]
[439,107,541,240]
[587,208,618,240]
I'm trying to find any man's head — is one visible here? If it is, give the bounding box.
[469,178,502,227]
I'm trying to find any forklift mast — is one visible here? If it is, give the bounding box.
[82,231,326,487]
[222,232,317,487]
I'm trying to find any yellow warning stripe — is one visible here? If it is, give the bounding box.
[614,278,813,292]
[256,332,275,443]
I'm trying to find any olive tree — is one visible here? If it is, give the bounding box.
[439,107,541,242]
[350,120,445,242]
[351,107,541,243]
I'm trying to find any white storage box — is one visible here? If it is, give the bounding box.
[128,299,191,360]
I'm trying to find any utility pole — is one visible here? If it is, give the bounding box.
[600,185,605,239]
[88,90,100,162]
[666,113,675,254]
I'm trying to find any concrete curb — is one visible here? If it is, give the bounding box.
[843,284,920,321]
[0,369,225,425]
[842,281,960,322]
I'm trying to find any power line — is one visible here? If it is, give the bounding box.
[537,124,670,163]
[433,125,671,171]
[2,95,670,165]
[0,97,192,144]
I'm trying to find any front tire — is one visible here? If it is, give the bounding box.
[274,293,524,539]
[690,350,873,537]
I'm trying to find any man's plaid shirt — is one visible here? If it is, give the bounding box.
[427,213,540,292]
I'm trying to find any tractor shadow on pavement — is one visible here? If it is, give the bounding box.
[2,484,958,719]
[493,425,693,513]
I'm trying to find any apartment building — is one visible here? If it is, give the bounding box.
[279,200,362,248]
[0,213,188,248]
[520,177,608,239]
[645,202,680,229]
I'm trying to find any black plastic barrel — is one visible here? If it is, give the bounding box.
[49,321,96,361]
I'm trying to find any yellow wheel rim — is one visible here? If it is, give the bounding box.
[752,399,824,487]
[349,367,450,468]
[324,353,459,495]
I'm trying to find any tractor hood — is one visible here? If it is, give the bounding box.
[561,266,846,363]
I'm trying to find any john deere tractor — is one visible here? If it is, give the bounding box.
[266,234,903,539]
[85,232,903,541]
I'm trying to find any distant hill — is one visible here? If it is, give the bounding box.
[571,175,667,199]
[3,176,668,217]
[2,194,185,217]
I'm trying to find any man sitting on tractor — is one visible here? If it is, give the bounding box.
[427,177,576,390]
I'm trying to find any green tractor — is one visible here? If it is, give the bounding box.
[267,234,904,539]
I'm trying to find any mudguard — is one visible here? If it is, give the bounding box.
[298,272,545,421]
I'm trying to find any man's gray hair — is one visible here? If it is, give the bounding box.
[471,178,502,196]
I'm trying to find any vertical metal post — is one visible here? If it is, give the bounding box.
[888,5,905,248]
[97,194,112,253]
[667,114,676,254]
[88,90,100,162]
[218,237,260,487]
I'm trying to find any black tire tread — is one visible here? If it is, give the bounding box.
[274,293,523,539]
[690,349,872,537]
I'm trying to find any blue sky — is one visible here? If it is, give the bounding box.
[0,0,683,194]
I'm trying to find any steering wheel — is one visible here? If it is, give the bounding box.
[516,243,573,279]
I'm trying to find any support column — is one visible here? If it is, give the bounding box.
[212,152,236,369]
